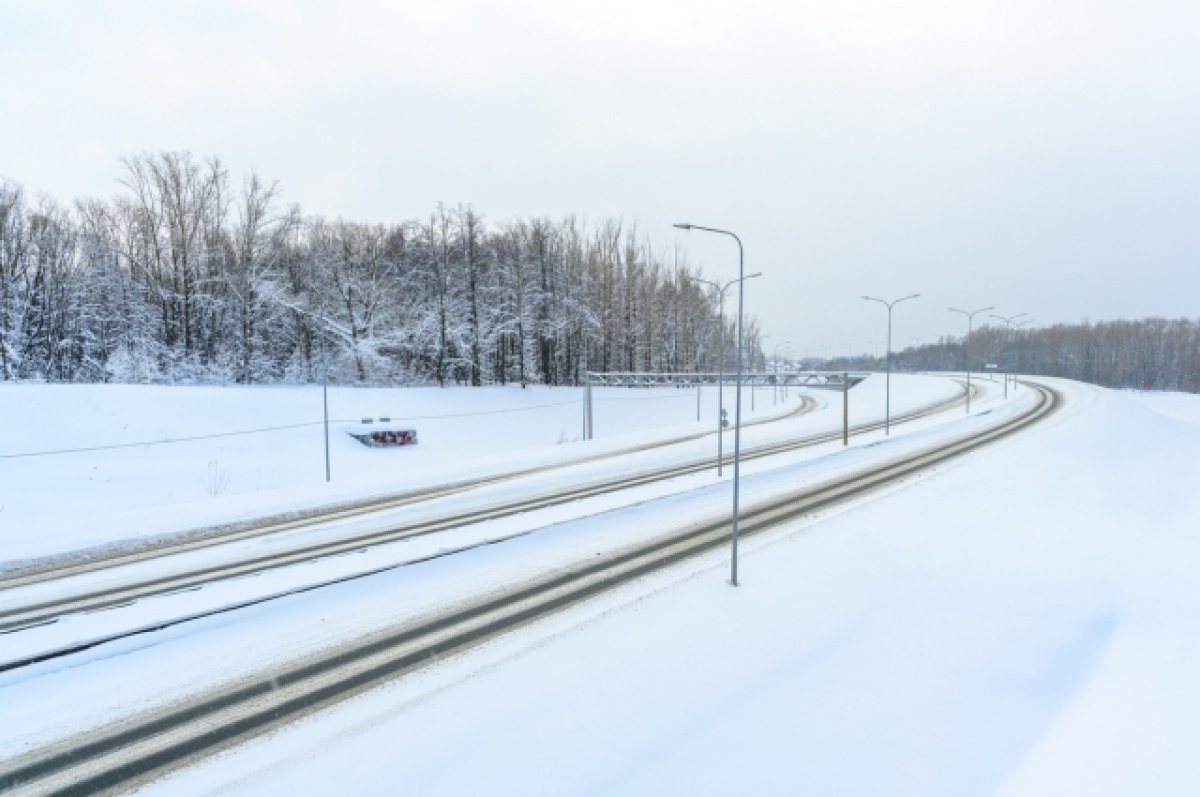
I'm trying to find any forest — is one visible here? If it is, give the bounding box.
[2,152,1195,393]
[833,318,1200,394]
[0,152,761,387]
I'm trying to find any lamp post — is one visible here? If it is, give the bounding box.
[1009,318,1033,393]
[676,222,750,587]
[315,302,332,483]
[771,341,791,404]
[990,313,1028,398]
[948,305,993,414]
[321,334,330,482]
[754,334,769,411]
[694,272,762,478]
[862,293,920,435]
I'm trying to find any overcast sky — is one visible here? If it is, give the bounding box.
[2,0,1197,356]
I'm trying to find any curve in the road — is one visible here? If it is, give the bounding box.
[0,384,970,637]
[0,382,1058,797]
[1,394,823,587]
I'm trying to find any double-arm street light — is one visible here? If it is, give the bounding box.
[990,312,1028,331]
[772,340,792,404]
[990,312,1028,334]
[862,293,920,435]
[754,334,769,412]
[694,271,762,478]
[990,312,1028,398]
[675,222,749,587]
[948,305,993,414]
[1009,318,1033,394]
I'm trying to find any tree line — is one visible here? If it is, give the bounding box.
[0,152,765,386]
[824,318,1200,393]
[4,152,1193,393]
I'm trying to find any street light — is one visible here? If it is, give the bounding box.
[862,293,920,435]
[1009,318,1033,393]
[694,271,762,478]
[948,305,993,414]
[676,222,750,587]
[751,333,771,412]
[321,331,331,482]
[772,340,792,404]
[990,313,1028,398]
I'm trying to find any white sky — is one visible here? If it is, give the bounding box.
[2,0,1198,356]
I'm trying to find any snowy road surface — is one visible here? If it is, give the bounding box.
[2,375,1198,795]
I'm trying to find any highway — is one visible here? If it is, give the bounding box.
[0,380,1060,795]
[0,387,964,649]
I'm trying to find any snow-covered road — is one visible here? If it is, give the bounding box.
[133,378,1200,796]
[8,375,1196,795]
[0,379,972,671]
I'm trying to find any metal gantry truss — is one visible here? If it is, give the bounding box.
[585,371,870,390]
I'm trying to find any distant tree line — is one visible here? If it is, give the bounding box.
[822,318,1200,393]
[0,152,764,386]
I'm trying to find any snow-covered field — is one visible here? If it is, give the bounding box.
[0,381,793,562]
[2,375,1199,795]
[0,375,953,564]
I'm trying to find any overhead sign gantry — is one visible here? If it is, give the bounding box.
[585,371,870,390]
